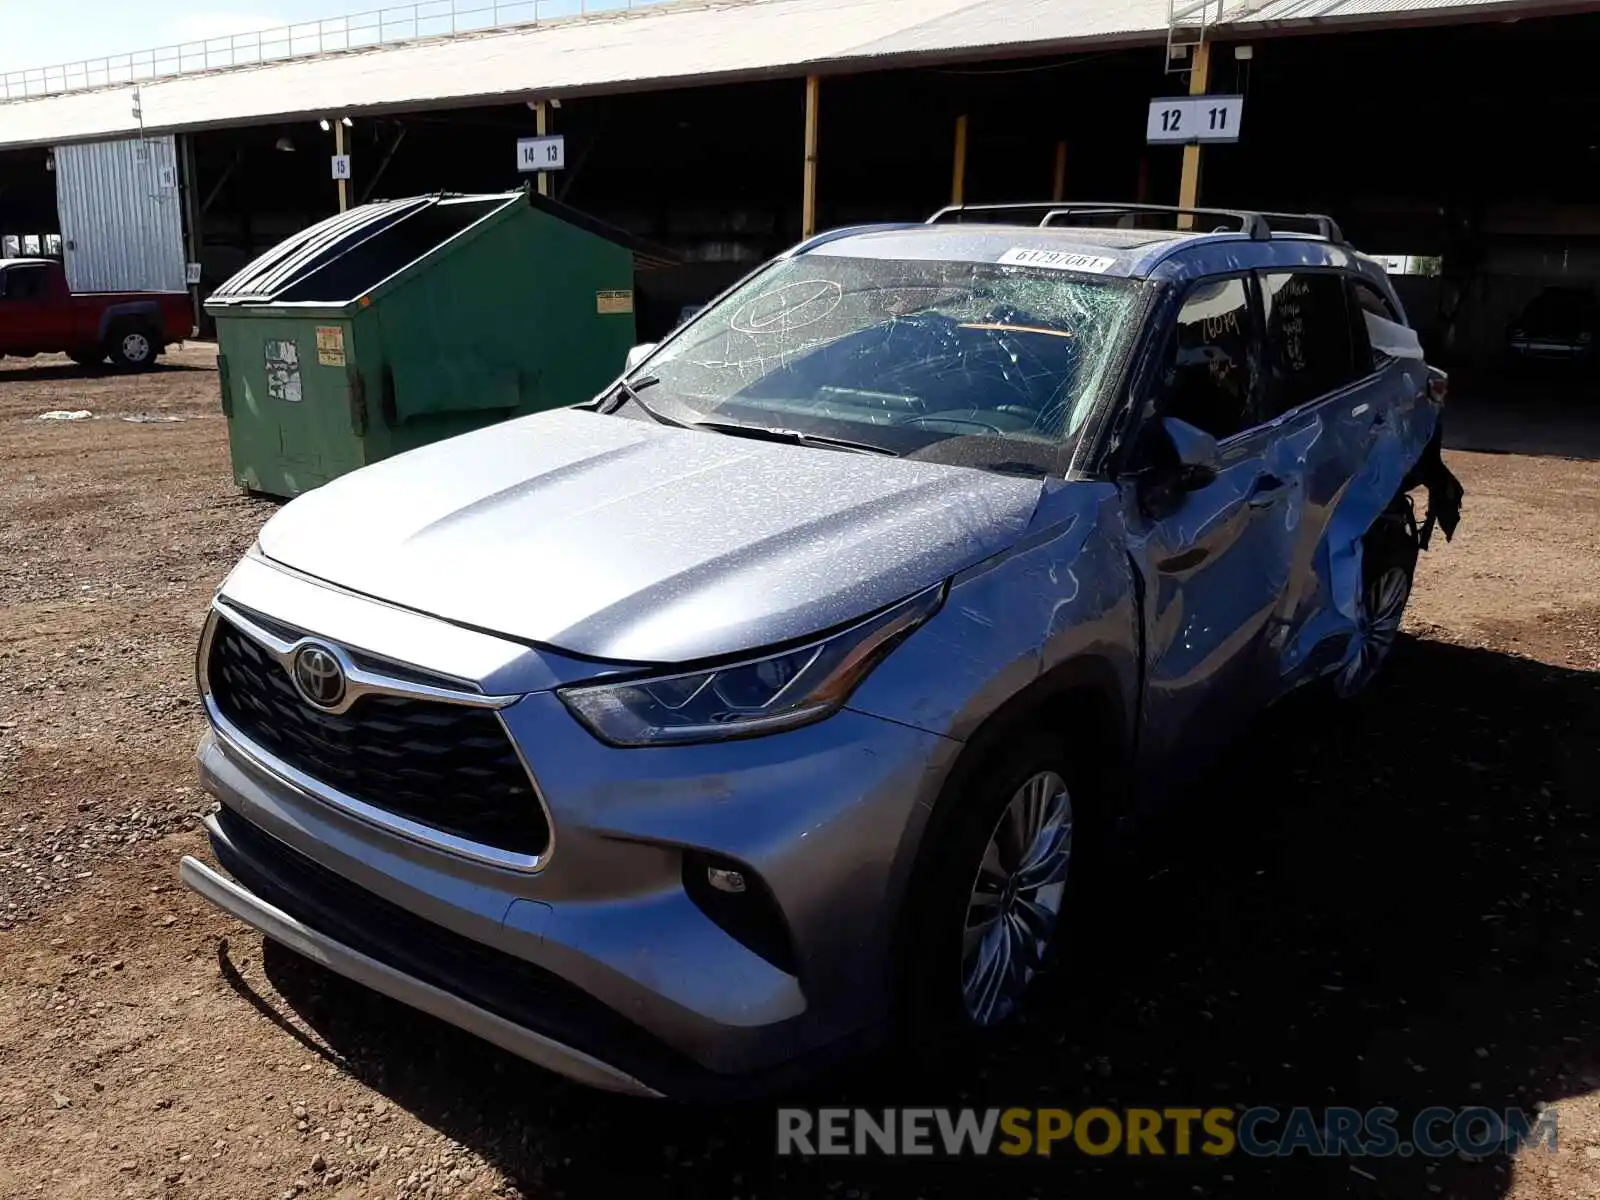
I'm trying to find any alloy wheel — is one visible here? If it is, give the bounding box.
[1335,565,1411,696]
[960,769,1073,1027]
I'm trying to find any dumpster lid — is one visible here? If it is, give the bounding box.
[521,189,680,271]
[208,192,518,307]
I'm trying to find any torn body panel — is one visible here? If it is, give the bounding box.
[1280,362,1460,694]
[855,365,1462,807]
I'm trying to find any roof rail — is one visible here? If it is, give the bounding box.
[1253,209,1346,244]
[926,201,1346,245]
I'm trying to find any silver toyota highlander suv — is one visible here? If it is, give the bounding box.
[181,203,1463,1100]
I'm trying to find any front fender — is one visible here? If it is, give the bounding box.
[846,481,1140,753]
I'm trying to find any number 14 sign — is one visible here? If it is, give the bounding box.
[1146,95,1244,145]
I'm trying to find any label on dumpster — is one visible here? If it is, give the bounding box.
[264,339,302,402]
[315,325,346,367]
[596,290,634,315]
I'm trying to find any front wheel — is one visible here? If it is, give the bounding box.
[901,726,1100,1041]
[1334,499,1420,697]
[107,323,158,371]
[959,766,1074,1026]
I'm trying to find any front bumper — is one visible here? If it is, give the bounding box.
[1508,338,1592,360]
[180,848,661,1097]
[185,555,961,1097]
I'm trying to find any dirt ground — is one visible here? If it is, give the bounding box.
[1,343,1597,1200]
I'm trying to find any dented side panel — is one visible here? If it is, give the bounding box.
[848,361,1459,803]
[1278,358,1443,691]
[847,481,1141,760]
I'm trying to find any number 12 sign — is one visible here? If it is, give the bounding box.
[1146,95,1244,145]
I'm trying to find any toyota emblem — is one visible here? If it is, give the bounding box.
[292,644,346,709]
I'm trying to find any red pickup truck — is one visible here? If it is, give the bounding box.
[0,258,192,371]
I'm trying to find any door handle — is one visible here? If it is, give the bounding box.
[1246,473,1287,507]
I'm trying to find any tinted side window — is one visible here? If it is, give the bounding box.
[1350,278,1400,369]
[1158,277,1256,441]
[1260,272,1359,416]
[1,266,47,301]
[1351,279,1398,322]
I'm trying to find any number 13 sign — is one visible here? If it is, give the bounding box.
[1147,95,1244,145]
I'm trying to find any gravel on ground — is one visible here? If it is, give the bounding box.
[1,345,1597,1200]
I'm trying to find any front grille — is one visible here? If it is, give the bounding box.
[206,616,549,857]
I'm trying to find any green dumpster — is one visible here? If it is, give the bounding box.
[207,189,641,498]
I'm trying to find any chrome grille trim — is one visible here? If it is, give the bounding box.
[197,604,555,874]
[214,597,518,714]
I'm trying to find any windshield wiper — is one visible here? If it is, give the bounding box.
[689,419,899,457]
[597,375,689,427]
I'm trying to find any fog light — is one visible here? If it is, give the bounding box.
[683,851,796,975]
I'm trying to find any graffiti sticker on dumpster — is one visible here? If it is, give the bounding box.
[264,339,303,402]
[315,325,346,367]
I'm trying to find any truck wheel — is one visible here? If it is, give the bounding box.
[1334,497,1420,697]
[107,322,158,371]
[68,349,105,368]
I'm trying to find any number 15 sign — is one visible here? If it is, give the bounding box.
[1147,95,1244,145]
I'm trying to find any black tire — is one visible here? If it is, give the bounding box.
[67,348,105,368]
[898,722,1107,1048]
[106,322,159,371]
[1334,496,1420,698]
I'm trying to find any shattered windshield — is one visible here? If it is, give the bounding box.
[631,254,1141,473]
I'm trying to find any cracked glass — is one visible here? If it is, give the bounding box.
[634,255,1141,473]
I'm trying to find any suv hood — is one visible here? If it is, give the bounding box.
[257,408,1044,664]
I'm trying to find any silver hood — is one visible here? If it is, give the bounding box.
[256,408,1044,664]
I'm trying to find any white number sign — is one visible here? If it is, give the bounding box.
[1146,96,1244,145]
[331,154,352,180]
[516,135,566,172]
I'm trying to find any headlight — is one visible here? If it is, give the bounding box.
[559,586,944,746]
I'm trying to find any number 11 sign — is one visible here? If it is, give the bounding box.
[1146,95,1244,145]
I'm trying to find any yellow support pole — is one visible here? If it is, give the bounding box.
[1051,140,1067,202]
[334,119,348,213]
[1177,40,1211,228]
[802,76,820,238]
[951,114,969,207]
[534,100,551,198]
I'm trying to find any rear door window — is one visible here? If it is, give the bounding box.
[1259,272,1361,417]
[1349,277,1420,369]
[1157,276,1258,441]
[0,265,48,301]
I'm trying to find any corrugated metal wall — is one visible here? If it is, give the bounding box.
[53,135,186,292]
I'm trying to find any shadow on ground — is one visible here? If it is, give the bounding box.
[250,635,1600,1198]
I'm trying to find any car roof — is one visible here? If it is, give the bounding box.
[799,222,1361,284]
[0,257,54,269]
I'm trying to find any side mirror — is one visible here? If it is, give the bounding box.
[624,343,658,374]
[1133,416,1220,518]
[1161,416,1220,487]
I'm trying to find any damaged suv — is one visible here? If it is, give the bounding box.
[181,202,1463,1100]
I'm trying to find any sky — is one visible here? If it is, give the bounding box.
[0,2,368,76]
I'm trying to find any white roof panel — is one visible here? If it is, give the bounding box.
[0,0,1577,151]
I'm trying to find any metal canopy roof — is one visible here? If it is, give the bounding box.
[0,0,1578,151]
